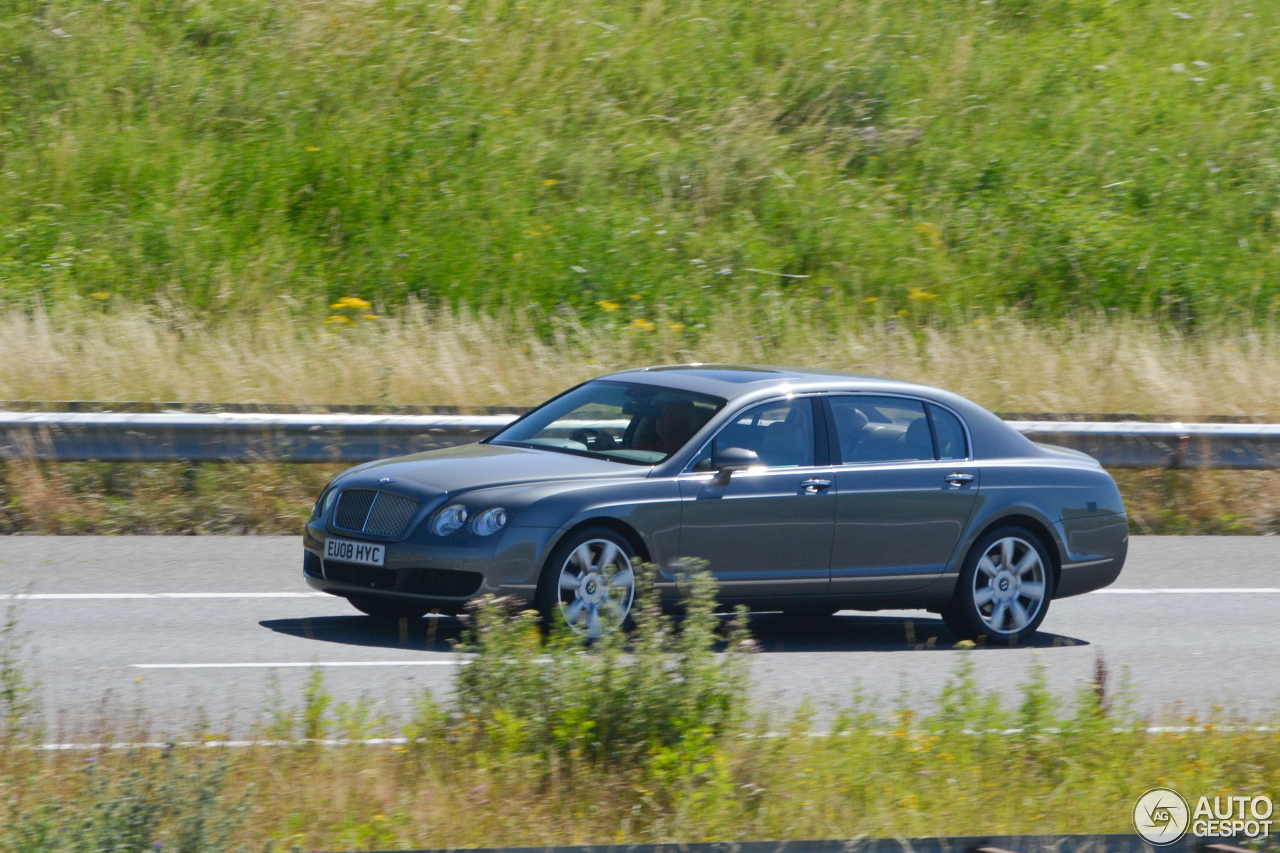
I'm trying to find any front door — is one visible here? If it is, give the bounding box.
[677,397,836,597]
[823,395,980,594]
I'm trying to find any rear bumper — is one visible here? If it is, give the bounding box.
[1053,513,1129,597]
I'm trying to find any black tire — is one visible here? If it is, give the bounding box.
[348,596,428,620]
[942,525,1054,644]
[535,526,637,638]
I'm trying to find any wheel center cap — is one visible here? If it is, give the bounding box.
[992,571,1017,599]
[582,573,603,602]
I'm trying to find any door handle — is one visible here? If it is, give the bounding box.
[800,478,832,493]
[944,473,975,486]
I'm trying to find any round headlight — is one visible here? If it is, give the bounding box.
[471,507,508,537]
[430,504,468,537]
[313,487,337,520]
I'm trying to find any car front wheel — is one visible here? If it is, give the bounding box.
[535,527,637,639]
[943,526,1053,644]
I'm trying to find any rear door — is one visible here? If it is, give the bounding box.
[824,395,980,594]
[676,397,836,597]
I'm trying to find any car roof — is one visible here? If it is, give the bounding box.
[599,363,931,401]
[598,363,1049,463]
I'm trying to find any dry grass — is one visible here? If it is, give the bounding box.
[4,302,1280,417]
[2,303,1280,535]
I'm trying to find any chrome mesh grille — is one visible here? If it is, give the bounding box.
[334,489,376,531]
[364,492,420,536]
[332,489,420,538]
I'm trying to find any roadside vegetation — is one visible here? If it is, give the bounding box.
[2,583,1279,851]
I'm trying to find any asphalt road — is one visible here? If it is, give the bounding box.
[3,536,1278,739]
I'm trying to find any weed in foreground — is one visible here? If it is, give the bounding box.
[0,598,38,743]
[452,561,753,784]
[2,578,1280,848]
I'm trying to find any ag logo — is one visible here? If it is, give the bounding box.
[1134,787,1191,845]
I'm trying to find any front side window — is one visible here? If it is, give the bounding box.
[490,381,724,464]
[691,398,816,470]
[828,395,934,464]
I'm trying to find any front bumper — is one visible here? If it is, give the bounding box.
[302,520,555,612]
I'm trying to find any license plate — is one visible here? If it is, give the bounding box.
[324,537,386,567]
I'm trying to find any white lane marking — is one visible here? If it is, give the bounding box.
[131,660,461,669]
[32,724,1280,750]
[0,592,330,599]
[1094,588,1280,594]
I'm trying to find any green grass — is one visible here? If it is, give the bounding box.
[3,0,1280,321]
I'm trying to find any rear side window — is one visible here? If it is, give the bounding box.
[929,405,968,460]
[828,395,934,464]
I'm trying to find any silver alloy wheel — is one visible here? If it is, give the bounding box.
[556,538,635,638]
[972,535,1047,635]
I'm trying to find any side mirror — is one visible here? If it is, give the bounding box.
[711,447,761,483]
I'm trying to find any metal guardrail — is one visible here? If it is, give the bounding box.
[0,411,517,463]
[344,836,1248,853]
[1,409,1279,468]
[1007,421,1280,469]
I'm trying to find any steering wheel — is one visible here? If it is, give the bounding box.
[570,428,611,450]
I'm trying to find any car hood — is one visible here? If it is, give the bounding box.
[338,442,652,495]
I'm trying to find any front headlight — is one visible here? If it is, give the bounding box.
[471,507,508,537]
[430,504,469,537]
[312,486,338,520]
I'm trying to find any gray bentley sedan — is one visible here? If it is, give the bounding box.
[303,365,1128,643]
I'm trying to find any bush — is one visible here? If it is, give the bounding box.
[452,561,753,779]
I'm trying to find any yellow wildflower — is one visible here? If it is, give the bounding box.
[542,178,558,187]
[91,291,111,301]
[907,288,938,302]
[330,296,373,311]
[667,322,686,332]
[596,300,620,312]
[305,146,321,152]
[630,294,642,300]
[630,318,656,332]
[862,296,878,303]
[914,222,942,246]
[363,314,379,320]
[325,315,352,326]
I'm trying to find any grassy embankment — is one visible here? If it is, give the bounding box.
[3,579,1278,851]
[3,0,1280,532]
[2,0,1280,318]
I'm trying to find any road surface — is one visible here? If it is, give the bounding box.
[2,536,1277,738]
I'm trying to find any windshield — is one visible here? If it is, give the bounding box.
[490,381,726,465]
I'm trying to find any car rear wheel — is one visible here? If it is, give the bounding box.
[535,527,637,639]
[943,525,1052,644]
[348,596,428,621]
